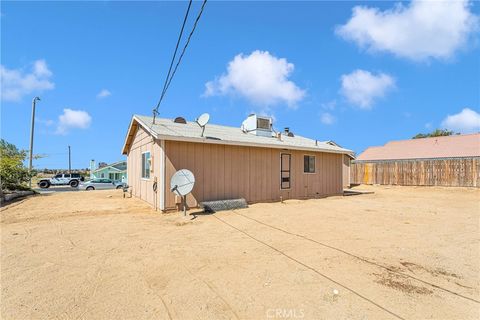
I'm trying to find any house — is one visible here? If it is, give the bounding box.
[323,140,354,188]
[121,114,354,211]
[90,160,127,181]
[352,133,480,187]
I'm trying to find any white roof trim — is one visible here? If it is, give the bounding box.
[122,115,159,154]
[123,115,355,156]
[154,133,350,155]
[93,166,124,173]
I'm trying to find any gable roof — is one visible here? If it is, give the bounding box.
[93,160,127,173]
[122,115,354,156]
[357,133,480,161]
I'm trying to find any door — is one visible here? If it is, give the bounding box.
[280,153,291,189]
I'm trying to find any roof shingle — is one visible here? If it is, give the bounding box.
[124,115,354,156]
[357,133,480,161]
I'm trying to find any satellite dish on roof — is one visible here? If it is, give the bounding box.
[196,113,210,127]
[195,113,210,137]
[170,169,195,216]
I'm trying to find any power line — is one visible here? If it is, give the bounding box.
[153,0,208,121]
[160,0,207,104]
[155,0,193,114]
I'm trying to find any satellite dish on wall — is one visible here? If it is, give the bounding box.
[196,113,210,137]
[170,169,195,216]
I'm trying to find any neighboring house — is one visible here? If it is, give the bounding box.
[352,133,480,187]
[122,114,354,211]
[91,161,127,181]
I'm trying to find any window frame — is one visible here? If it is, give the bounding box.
[303,155,316,174]
[141,151,151,180]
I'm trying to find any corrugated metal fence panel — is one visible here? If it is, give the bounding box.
[351,157,479,187]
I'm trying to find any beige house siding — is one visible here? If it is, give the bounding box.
[164,140,343,210]
[342,155,351,188]
[126,125,164,209]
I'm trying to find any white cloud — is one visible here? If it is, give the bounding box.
[204,50,305,107]
[336,0,479,61]
[340,69,395,109]
[320,112,335,125]
[0,59,55,102]
[33,60,52,77]
[56,108,92,135]
[441,108,480,133]
[321,100,336,111]
[96,89,111,99]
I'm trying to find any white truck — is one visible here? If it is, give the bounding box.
[37,173,85,189]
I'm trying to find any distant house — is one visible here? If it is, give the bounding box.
[121,114,354,211]
[91,161,127,181]
[352,133,480,187]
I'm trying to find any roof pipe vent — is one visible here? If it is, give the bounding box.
[284,127,294,137]
[174,117,187,124]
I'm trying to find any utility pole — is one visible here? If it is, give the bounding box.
[29,97,41,188]
[68,145,71,174]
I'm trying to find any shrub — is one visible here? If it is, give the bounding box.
[0,139,35,191]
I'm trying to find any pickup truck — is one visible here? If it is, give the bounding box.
[37,173,85,189]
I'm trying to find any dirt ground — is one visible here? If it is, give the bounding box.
[1,186,479,319]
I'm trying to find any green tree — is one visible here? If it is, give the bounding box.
[412,129,456,139]
[0,139,34,191]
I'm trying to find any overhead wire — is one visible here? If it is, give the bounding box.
[154,0,193,118]
[153,0,208,123]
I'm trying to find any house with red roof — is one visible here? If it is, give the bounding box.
[352,134,480,187]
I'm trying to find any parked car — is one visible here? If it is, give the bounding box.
[38,173,85,189]
[79,178,126,191]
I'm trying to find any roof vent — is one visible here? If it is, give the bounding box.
[284,127,294,137]
[174,117,187,124]
[241,114,273,137]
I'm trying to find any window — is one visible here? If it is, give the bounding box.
[304,155,315,173]
[280,153,291,189]
[100,173,105,178]
[141,152,151,179]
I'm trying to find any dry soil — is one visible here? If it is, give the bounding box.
[1,186,479,319]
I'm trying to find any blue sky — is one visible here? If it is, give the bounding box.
[1,1,479,169]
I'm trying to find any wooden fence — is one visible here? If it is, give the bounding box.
[351,158,479,187]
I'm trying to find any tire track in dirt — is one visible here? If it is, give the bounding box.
[231,210,480,304]
[183,266,240,320]
[212,214,406,320]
